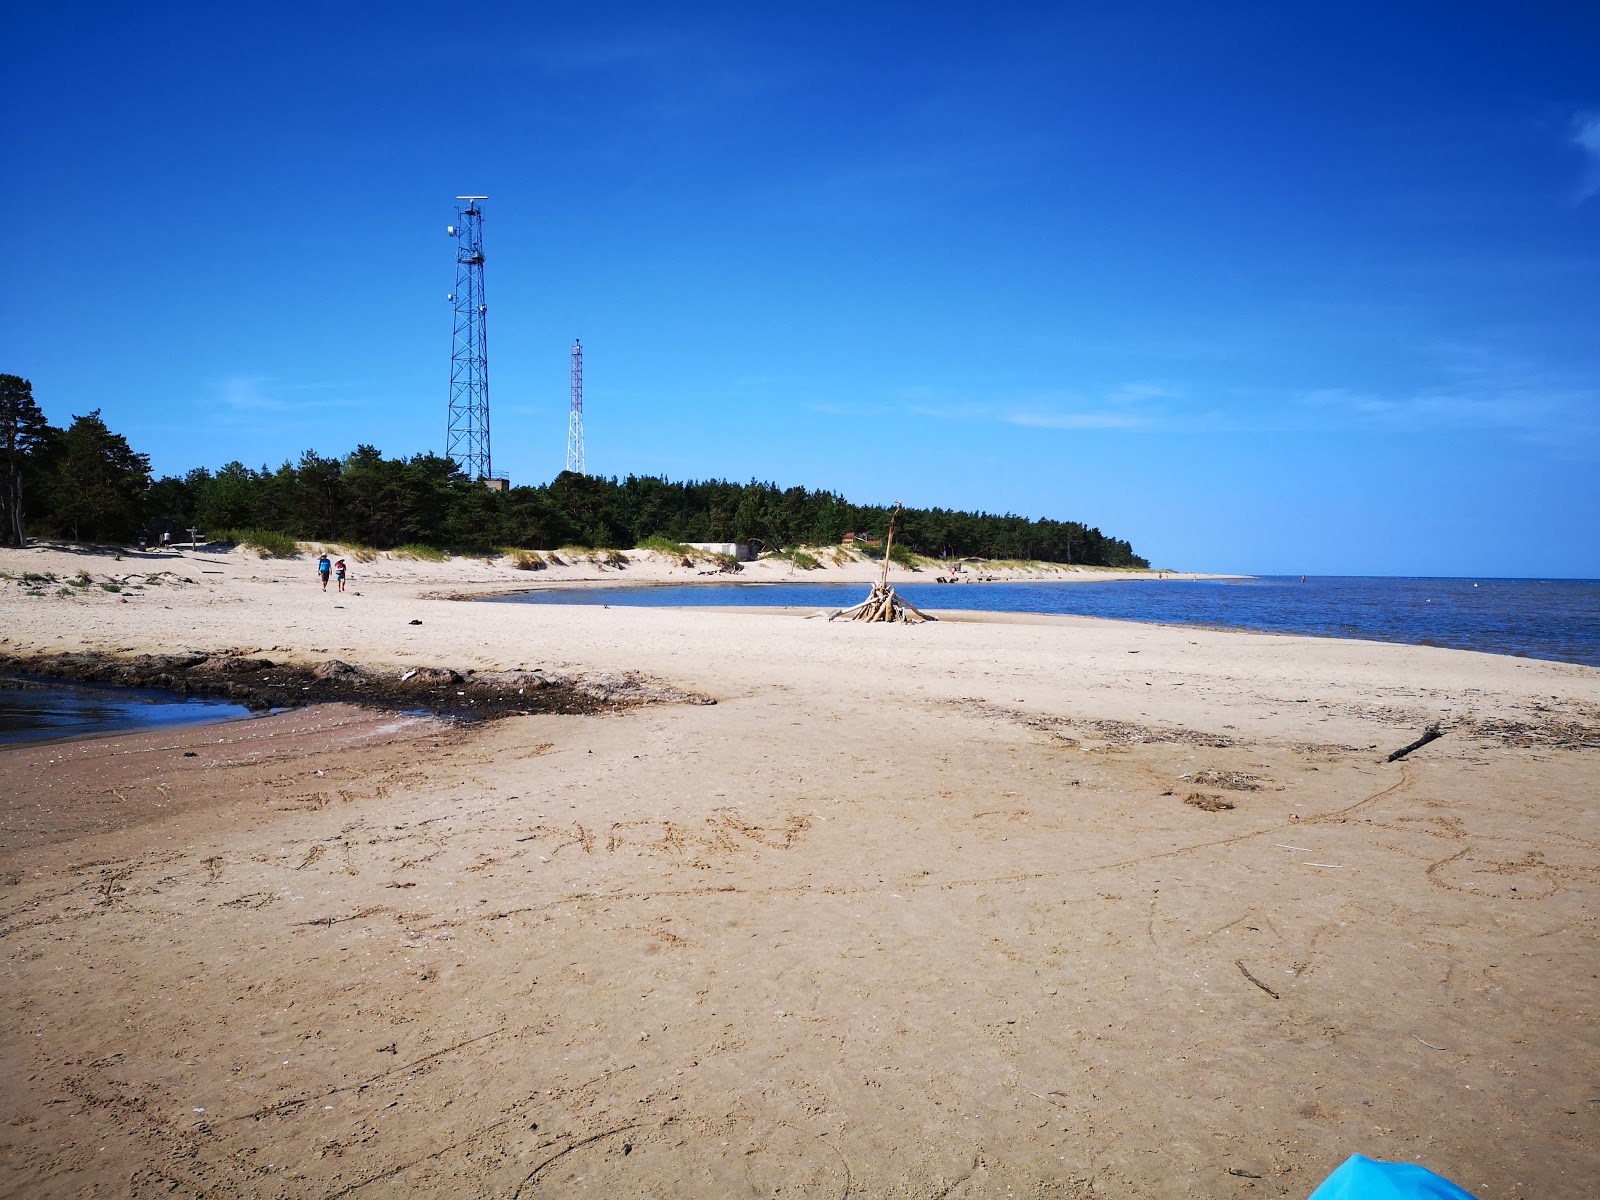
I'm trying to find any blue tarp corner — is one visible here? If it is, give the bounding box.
[1308,1154,1479,1200]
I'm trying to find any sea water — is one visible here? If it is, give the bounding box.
[486,576,1600,669]
[0,678,257,747]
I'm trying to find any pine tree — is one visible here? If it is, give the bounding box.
[47,410,151,543]
[0,375,55,547]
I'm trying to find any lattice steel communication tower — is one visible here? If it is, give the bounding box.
[565,338,586,475]
[446,197,491,480]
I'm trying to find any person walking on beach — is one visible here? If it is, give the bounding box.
[335,558,347,593]
[318,553,331,591]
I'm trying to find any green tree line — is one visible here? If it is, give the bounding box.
[1,375,1147,567]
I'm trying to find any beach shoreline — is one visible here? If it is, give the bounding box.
[0,537,1240,605]
[2,544,1596,1197]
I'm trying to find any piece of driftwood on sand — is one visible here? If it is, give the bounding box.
[830,502,936,624]
[1385,725,1443,762]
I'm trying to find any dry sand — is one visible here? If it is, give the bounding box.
[1,543,1596,1198]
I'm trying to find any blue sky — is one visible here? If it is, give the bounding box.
[4,1,1597,575]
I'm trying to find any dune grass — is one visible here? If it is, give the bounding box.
[218,528,300,559]
[637,534,695,558]
[558,545,628,568]
[766,547,824,570]
[391,543,449,562]
[855,541,921,569]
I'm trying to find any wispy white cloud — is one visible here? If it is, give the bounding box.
[1106,382,1179,406]
[803,399,892,417]
[1287,339,1598,450]
[1003,409,1153,431]
[904,400,992,422]
[522,34,686,77]
[765,137,1041,223]
[219,377,285,412]
[1573,111,1600,203]
[505,30,798,130]
[1291,380,1597,445]
[910,382,1178,432]
[806,362,1594,451]
[210,376,372,421]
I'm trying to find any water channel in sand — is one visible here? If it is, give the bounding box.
[0,676,257,746]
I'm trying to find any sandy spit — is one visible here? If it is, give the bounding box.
[1,543,1596,1199]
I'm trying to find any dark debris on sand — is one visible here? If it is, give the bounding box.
[0,651,714,722]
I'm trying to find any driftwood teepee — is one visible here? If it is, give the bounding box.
[830,502,936,623]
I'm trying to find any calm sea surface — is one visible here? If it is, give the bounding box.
[0,678,256,747]
[488,576,1600,668]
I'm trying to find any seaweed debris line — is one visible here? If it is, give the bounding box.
[0,651,714,723]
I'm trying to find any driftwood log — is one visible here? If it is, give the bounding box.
[1385,725,1443,763]
[829,502,936,624]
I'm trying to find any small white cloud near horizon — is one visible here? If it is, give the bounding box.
[1573,110,1600,202]
[996,382,1178,431]
[895,382,1178,432]
[218,377,284,412]
[1292,378,1598,445]
[1003,409,1153,431]
[803,398,895,418]
[1106,382,1179,406]
[523,34,684,77]
[213,376,370,414]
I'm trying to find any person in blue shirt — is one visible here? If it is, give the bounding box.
[317,553,331,591]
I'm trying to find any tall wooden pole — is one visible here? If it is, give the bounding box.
[880,502,901,591]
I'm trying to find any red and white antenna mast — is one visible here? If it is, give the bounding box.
[565,339,586,475]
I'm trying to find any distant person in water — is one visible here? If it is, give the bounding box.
[318,553,331,591]
[335,558,347,592]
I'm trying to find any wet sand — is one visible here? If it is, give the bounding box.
[1,544,1597,1198]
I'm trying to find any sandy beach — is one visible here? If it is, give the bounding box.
[1,543,1596,1198]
